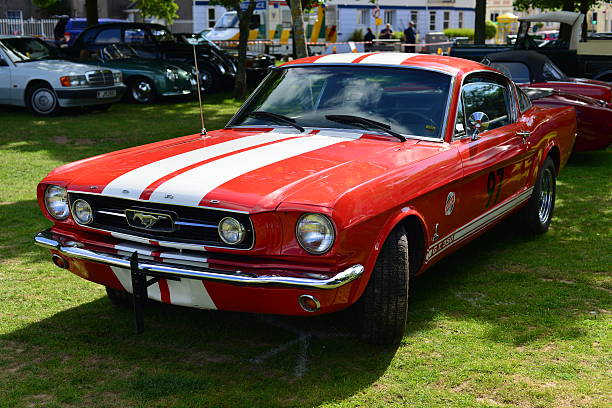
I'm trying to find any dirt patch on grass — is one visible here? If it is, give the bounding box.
[51,135,69,144]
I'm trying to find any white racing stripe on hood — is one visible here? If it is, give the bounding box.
[314,53,372,63]
[148,134,350,206]
[101,131,292,199]
[358,52,418,65]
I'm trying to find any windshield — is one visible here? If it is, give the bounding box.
[214,13,238,29]
[0,37,61,63]
[150,27,175,42]
[101,44,137,60]
[231,66,452,139]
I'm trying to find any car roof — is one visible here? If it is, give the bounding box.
[81,22,167,31]
[280,53,496,77]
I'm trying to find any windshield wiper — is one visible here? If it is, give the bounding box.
[325,114,406,142]
[247,111,305,132]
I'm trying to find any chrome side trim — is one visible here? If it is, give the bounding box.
[34,229,364,290]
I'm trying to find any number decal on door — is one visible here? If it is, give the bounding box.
[485,168,505,208]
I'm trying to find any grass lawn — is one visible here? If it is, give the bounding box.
[0,96,610,408]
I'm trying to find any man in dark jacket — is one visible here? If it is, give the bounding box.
[403,21,416,53]
[380,24,393,39]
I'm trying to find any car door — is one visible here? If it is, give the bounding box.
[0,47,12,104]
[451,73,534,237]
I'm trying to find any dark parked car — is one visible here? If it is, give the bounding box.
[54,17,126,47]
[68,23,237,92]
[79,44,196,103]
[174,32,275,85]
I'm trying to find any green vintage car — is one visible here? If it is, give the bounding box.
[80,44,196,103]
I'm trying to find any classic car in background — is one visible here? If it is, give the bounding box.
[34,54,576,344]
[174,32,275,85]
[79,44,196,103]
[485,51,612,102]
[67,23,237,92]
[522,87,611,152]
[0,36,125,116]
[54,17,126,46]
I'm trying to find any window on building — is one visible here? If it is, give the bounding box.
[7,10,22,20]
[411,11,418,25]
[208,8,216,28]
[359,9,368,25]
[384,10,395,26]
[458,12,463,28]
[429,11,436,31]
[443,11,450,29]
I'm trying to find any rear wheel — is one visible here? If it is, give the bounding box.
[518,157,556,234]
[26,84,60,116]
[359,225,410,345]
[106,287,132,307]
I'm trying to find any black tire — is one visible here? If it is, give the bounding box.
[359,224,410,345]
[129,77,156,104]
[26,83,60,116]
[106,287,132,307]
[518,156,556,235]
[198,66,217,93]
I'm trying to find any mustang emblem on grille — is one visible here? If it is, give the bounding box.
[133,213,163,229]
[125,209,175,232]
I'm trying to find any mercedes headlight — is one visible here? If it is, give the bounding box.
[113,72,123,85]
[218,217,245,245]
[296,213,335,255]
[60,75,87,87]
[71,199,93,225]
[44,185,69,220]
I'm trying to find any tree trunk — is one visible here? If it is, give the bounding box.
[234,0,256,99]
[558,0,576,43]
[288,0,308,58]
[474,0,486,45]
[85,0,99,27]
[579,0,589,41]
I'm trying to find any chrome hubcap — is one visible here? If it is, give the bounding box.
[538,168,553,224]
[32,89,56,113]
[132,81,152,101]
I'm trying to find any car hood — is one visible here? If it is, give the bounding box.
[44,128,444,213]
[15,59,116,75]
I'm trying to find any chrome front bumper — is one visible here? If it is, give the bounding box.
[34,229,364,290]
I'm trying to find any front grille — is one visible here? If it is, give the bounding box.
[86,70,114,87]
[69,193,254,249]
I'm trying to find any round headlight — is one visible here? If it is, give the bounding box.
[72,199,93,225]
[218,217,245,245]
[44,185,69,220]
[296,213,335,255]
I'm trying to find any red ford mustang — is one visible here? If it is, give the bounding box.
[35,53,576,344]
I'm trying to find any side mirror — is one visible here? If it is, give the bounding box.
[467,111,489,140]
[0,58,8,67]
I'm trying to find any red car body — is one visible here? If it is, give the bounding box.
[35,54,576,340]
[524,87,612,152]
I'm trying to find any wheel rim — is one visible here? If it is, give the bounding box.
[200,70,213,91]
[538,168,553,224]
[132,81,152,102]
[31,88,57,114]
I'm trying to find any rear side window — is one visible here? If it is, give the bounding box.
[94,28,121,44]
[490,62,531,83]
[125,29,150,44]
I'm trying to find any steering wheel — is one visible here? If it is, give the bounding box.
[391,110,438,134]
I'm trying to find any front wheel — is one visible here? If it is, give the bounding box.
[27,84,60,116]
[129,78,156,103]
[359,225,410,345]
[518,156,556,234]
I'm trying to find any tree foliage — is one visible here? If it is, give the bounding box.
[513,0,601,12]
[137,0,180,24]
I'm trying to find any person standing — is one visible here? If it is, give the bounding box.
[364,27,375,50]
[404,21,416,53]
[380,24,393,39]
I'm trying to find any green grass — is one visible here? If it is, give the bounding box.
[0,97,611,408]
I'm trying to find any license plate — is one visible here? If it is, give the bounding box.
[97,90,116,99]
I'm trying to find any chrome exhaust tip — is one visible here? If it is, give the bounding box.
[52,254,68,269]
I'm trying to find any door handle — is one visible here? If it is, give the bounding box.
[517,131,530,142]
